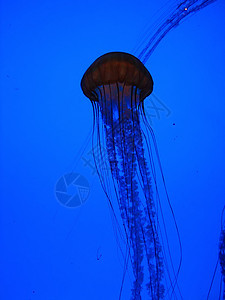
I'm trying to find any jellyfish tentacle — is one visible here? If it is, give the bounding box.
[104,108,145,299]
[138,0,217,64]
[132,104,165,299]
[98,82,166,299]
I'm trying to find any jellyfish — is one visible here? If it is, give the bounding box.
[135,0,217,64]
[81,52,180,299]
[219,206,225,298]
[219,229,225,298]
[207,206,225,298]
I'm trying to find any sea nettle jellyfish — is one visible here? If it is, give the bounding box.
[81,52,180,299]
[219,207,225,298]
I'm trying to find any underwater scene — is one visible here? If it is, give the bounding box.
[1,0,225,299]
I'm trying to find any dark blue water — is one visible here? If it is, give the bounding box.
[1,0,225,299]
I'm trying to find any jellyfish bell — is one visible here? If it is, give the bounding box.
[81,52,154,127]
[81,52,153,103]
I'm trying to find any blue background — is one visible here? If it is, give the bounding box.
[0,0,225,299]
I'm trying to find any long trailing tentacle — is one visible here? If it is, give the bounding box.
[93,83,169,299]
[139,101,183,299]
[137,0,217,64]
